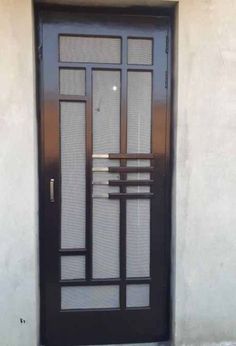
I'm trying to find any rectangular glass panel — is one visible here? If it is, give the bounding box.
[60,36,121,63]
[61,286,119,310]
[60,102,85,249]
[127,199,150,278]
[60,69,85,95]
[126,284,150,308]
[128,38,152,65]
[93,70,120,153]
[127,72,152,153]
[61,256,85,280]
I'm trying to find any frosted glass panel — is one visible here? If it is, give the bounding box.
[128,39,152,65]
[126,284,150,307]
[127,199,150,277]
[127,72,152,153]
[60,36,121,63]
[61,256,85,280]
[61,285,119,309]
[60,69,85,95]
[60,102,85,249]
[93,198,120,278]
[93,71,120,154]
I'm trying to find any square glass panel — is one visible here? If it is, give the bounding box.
[61,256,85,280]
[60,36,121,63]
[60,69,85,95]
[128,38,152,65]
[126,284,150,308]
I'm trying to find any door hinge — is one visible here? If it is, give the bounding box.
[165,70,168,89]
[38,43,42,60]
[165,35,169,54]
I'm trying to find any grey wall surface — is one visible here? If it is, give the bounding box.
[0,1,39,346]
[0,0,236,345]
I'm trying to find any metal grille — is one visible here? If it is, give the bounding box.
[127,72,152,153]
[126,284,150,308]
[60,102,86,249]
[60,69,85,95]
[61,256,85,280]
[61,285,120,310]
[128,39,152,65]
[60,36,121,63]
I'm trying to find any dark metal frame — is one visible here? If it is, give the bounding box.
[35,5,173,346]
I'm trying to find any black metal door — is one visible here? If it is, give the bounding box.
[38,8,171,346]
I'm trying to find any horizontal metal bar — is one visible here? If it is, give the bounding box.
[109,153,154,160]
[59,95,87,102]
[92,154,109,159]
[92,167,109,172]
[109,193,154,199]
[109,166,154,173]
[92,180,109,185]
[59,248,87,256]
[60,278,151,286]
[109,180,154,186]
[92,193,109,199]
[59,62,154,70]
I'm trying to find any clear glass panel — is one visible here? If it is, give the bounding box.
[61,285,119,310]
[60,102,86,249]
[128,38,152,65]
[61,256,85,280]
[93,198,120,278]
[60,36,121,63]
[60,69,85,95]
[127,72,152,153]
[126,284,150,307]
[93,70,120,154]
[127,199,150,278]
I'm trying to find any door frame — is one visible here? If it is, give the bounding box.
[35,5,174,345]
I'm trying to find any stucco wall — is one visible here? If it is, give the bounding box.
[0,0,236,345]
[0,1,39,346]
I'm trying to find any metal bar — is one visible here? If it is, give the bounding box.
[58,95,87,102]
[109,193,154,199]
[92,180,109,185]
[109,179,154,186]
[109,153,154,159]
[59,248,87,256]
[60,277,151,286]
[92,167,109,172]
[59,62,154,71]
[49,178,55,202]
[92,194,109,199]
[92,154,109,159]
[109,166,154,173]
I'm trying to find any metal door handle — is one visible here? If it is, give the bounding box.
[50,178,55,202]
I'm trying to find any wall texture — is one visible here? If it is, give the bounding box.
[0,0,236,345]
[0,1,39,346]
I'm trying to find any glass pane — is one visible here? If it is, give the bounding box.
[93,70,120,153]
[60,36,121,63]
[60,69,85,95]
[61,256,85,280]
[126,284,150,307]
[60,102,86,249]
[128,38,152,65]
[93,198,120,279]
[127,72,152,153]
[61,285,119,310]
[127,199,150,278]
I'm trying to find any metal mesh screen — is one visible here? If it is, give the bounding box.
[61,285,119,310]
[127,72,152,153]
[60,36,121,63]
[126,284,150,307]
[60,69,85,95]
[127,199,150,278]
[61,256,85,280]
[128,39,152,65]
[60,102,86,249]
[93,70,120,154]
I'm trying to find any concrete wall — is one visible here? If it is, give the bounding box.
[0,0,236,345]
[0,1,39,346]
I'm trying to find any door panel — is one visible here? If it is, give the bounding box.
[39,9,171,346]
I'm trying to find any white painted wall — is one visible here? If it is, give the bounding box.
[0,1,39,346]
[0,0,236,345]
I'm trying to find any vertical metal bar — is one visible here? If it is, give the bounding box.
[86,67,92,280]
[120,36,128,309]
